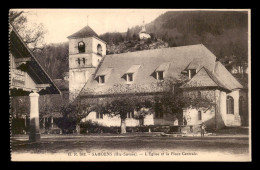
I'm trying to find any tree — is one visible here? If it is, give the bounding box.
[82,84,155,134]
[9,10,47,53]
[155,75,214,124]
[62,95,98,134]
[126,28,131,41]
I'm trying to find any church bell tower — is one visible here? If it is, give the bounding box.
[67,25,107,101]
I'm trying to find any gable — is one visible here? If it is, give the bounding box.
[181,67,227,90]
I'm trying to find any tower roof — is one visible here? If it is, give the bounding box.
[67,25,99,39]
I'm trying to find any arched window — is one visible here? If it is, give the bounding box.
[239,96,244,116]
[77,58,80,65]
[97,44,102,55]
[227,96,234,114]
[82,58,85,65]
[78,41,85,53]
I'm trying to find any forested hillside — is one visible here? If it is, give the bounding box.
[101,11,248,64]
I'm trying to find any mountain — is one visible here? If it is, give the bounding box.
[100,11,248,64]
[36,11,248,82]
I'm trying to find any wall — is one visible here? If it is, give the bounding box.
[10,54,37,91]
[239,89,249,126]
[82,111,140,127]
[182,89,226,129]
[153,113,176,126]
[69,68,96,101]
[139,33,151,39]
[225,89,241,126]
[183,107,216,129]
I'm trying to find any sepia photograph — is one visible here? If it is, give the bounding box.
[9,9,251,162]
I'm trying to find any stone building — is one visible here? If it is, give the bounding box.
[67,25,107,101]
[139,20,151,40]
[68,25,248,130]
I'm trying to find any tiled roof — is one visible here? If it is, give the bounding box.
[67,25,99,39]
[156,62,171,72]
[79,44,242,96]
[181,62,243,91]
[126,65,141,73]
[187,58,201,70]
[213,61,243,90]
[180,67,228,89]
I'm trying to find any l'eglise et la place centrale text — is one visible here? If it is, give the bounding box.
[145,152,198,156]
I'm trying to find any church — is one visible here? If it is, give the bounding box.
[67,24,248,131]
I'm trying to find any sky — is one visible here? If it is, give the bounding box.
[11,9,170,44]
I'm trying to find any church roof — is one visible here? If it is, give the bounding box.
[67,25,99,39]
[79,44,242,97]
[180,67,228,90]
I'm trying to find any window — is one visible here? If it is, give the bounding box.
[98,75,105,84]
[77,58,80,65]
[83,58,85,65]
[97,44,102,55]
[198,111,202,120]
[78,41,85,53]
[227,96,234,114]
[126,73,133,82]
[96,112,103,119]
[188,69,196,79]
[156,71,164,80]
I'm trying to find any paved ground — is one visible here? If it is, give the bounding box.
[10,133,250,161]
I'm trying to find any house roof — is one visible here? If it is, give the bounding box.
[79,44,242,96]
[10,24,61,95]
[67,25,99,39]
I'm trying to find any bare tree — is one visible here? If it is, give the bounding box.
[9,10,47,53]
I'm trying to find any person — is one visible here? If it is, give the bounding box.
[200,122,206,137]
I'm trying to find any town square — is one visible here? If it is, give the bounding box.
[9,9,251,161]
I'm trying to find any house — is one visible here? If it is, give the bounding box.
[139,20,151,40]
[68,25,248,130]
[10,23,61,141]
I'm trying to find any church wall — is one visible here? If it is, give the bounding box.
[91,37,106,56]
[183,107,215,129]
[69,68,96,101]
[239,89,249,126]
[225,89,241,126]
